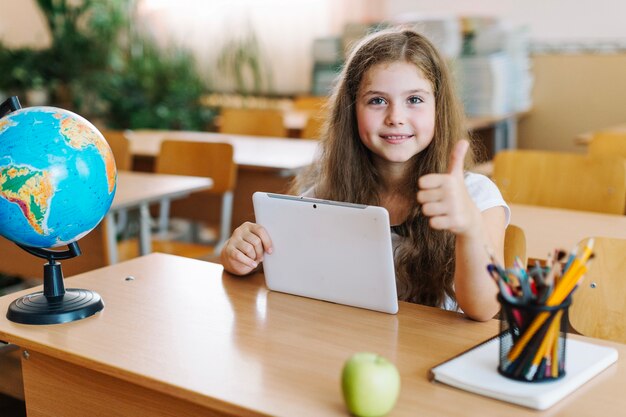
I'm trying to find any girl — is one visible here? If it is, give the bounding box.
[221,28,509,321]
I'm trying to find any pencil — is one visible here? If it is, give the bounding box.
[507,261,587,362]
[525,310,562,380]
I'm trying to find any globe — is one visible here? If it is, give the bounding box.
[0,106,117,248]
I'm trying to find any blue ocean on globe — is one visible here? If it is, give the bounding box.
[0,106,117,248]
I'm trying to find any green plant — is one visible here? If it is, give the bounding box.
[0,46,46,92]
[217,30,273,95]
[1,1,213,130]
[31,0,131,110]
[36,0,130,82]
[94,39,215,130]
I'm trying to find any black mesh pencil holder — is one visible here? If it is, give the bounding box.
[497,294,571,382]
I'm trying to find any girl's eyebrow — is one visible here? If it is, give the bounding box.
[361,88,433,96]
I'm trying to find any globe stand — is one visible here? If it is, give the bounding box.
[6,241,104,325]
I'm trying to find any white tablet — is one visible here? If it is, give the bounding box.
[253,192,398,314]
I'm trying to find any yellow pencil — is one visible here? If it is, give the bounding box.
[551,317,561,377]
[507,261,587,362]
[525,310,562,380]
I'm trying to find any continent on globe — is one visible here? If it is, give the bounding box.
[0,117,17,133]
[0,165,53,235]
[57,113,116,193]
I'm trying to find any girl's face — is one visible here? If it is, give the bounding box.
[356,61,435,171]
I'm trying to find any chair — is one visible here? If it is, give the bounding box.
[292,95,328,111]
[100,130,132,171]
[492,149,626,214]
[117,140,237,261]
[300,113,326,140]
[504,224,527,269]
[568,237,626,344]
[219,107,286,137]
[294,95,328,140]
[588,131,626,159]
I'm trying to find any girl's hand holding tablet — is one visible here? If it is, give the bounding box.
[221,222,273,275]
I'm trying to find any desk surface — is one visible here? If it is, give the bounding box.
[0,254,623,416]
[112,171,213,211]
[126,130,320,172]
[510,203,626,260]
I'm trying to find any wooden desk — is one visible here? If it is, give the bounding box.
[126,130,319,173]
[107,171,213,263]
[126,130,320,228]
[0,254,623,416]
[510,203,626,260]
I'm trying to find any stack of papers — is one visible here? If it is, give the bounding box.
[456,53,511,116]
[456,17,533,116]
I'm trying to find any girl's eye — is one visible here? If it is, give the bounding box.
[368,97,387,105]
[408,96,423,104]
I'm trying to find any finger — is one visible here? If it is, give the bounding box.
[241,235,266,263]
[448,139,469,177]
[417,188,444,204]
[248,223,274,254]
[418,173,445,189]
[428,215,452,230]
[421,202,448,217]
[231,246,258,269]
[239,238,262,262]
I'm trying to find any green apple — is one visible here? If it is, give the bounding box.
[341,352,401,417]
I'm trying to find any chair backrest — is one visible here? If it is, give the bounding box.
[492,149,626,214]
[294,95,328,140]
[504,224,527,269]
[219,108,286,137]
[292,95,328,111]
[156,140,237,247]
[101,130,132,171]
[588,131,626,159]
[300,114,325,140]
[569,237,626,344]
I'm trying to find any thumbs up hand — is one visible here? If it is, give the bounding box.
[417,140,481,236]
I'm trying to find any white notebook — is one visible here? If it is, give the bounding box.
[428,334,618,410]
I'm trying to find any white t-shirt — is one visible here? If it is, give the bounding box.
[302,172,510,312]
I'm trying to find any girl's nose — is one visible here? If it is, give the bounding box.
[384,104,405,126]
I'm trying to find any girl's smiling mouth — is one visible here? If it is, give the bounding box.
[380,134,414,143]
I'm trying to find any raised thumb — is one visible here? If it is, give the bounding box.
[448,139,469,176]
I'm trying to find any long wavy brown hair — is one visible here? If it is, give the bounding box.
[291,27,477,307]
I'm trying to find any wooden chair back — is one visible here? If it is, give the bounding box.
[101,130,132,171]
[156,140,237,250]
[219,108,286,137]
[492,150,626,214]
[157,141,236,194]
[292,95,328,111]
[569,237,626,344]
[300,114,326,140]
[588,131,626,159]
[504,224,527,269]
[294,96,328,140]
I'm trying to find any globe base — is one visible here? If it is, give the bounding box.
[6,289,104,325]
